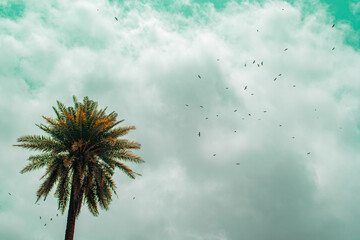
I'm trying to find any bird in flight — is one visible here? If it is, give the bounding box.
[217,59,220,61]
[198,75,201,79]
[56,214,58,216]
[185,104,189,106]
[248,113,251,116]
[307,152,311,155]
[40,216,42,220]
[332,47,335,50]
[234,130,237,133]
[253,60,255,64]
[279,124,282,127]
[284,48,288,51]
[200,106,204,108]
[293,85,296,87]
[263,110,267,113]
[205,117,208,120]
[50,218,52,221]
[44,224,46,227]
[274,78,277,81]
[234,110,237,112]
[236,163,240,165]
[261,61,263,66]
[133,197,135,200]
[216,115,219,117]
[332,24,335,28]
[278,74,282,76]
[244,64,247,67]
[115,17,118,21]
[226,87,229,89]
[198,132,201,137]
[213,154,216,156]
[257,64,260,67]
[244,86,247,90]
[8,192,11,196]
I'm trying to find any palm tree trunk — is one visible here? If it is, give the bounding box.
[64,186,77,240]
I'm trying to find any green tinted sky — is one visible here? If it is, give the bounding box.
[1,0,360,239]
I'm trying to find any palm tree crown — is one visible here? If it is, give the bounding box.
[14,96,144,239]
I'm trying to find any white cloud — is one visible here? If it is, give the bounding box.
[1,0,360,239]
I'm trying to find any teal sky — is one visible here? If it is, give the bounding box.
[1,0,360,239]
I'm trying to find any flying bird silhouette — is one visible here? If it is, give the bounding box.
[185,104,189,106]
[114,17,118,21]
[200,106,204,108]
[307,152,311,155]
[50,218,52,221]
[198,75,201,79]
[244,64,247,67]
[217,59,220,61]
[133,197,135,200]
[198,132,200,137]
[332,24,335,28]
[253,60,255,64]
[274,78,277,81]
[284,48,288,51]
[226,87,229,89]
[44,224,46,227]
[278,74,282,76]
[234,110,237,112]
[8,192,11,196]
[293,85,296,87]
[213,154,216,156]
[261,61,263,66]
[257,64,259,67]
[332,47,335,50]
[40,216,41,220]
[236,163,240,165]
[248,113,251,116]
[244,86,247,90]
[205,117,208,119]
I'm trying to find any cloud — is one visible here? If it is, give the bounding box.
[1,0,360,239]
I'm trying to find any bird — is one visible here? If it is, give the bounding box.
[251,93,254,95]
[257,64,259,67]
[234,110,237,112]
[261,61,263,66]
[263,110,267,113]
[282,8,284,10]
[8,192,11,196]
[234,130,237,133]
[133,197,135,200]
[279,124,282,127]
[205,117,208,119]
[274,77,277,81]
[253,60,255,64]
[278,74,282,76]
[216,115,219,117]
[200,106,204,108]
[332,47,335,50]
[44,224,46,227]
[307,152,311,155]
[248,113,251,116]
[185,104,189,106]
[244,64,247,67]
[284,48,288,51]
[258,118,261,120]
[198,75,201,79]
[244,86,247,90]
[226,87,229,89]
[50,218,52,221]
[40,216,42,220]
[114,17,118,21]
[236,163,240,165]
[217,59,220,61]
[257,29,259,32]
[292,136,295,139]
[213,154,216,156]
[198,132,200,137]
[332,24,335,28]
[56,214,58,217]
[293,85,296,87]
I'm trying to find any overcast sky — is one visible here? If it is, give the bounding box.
[1,0,360,239]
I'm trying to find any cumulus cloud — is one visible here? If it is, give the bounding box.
[1,0,360,239]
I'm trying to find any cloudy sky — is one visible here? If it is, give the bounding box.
[1,0,360,239]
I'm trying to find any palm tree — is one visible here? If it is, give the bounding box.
[14,96,144,240]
